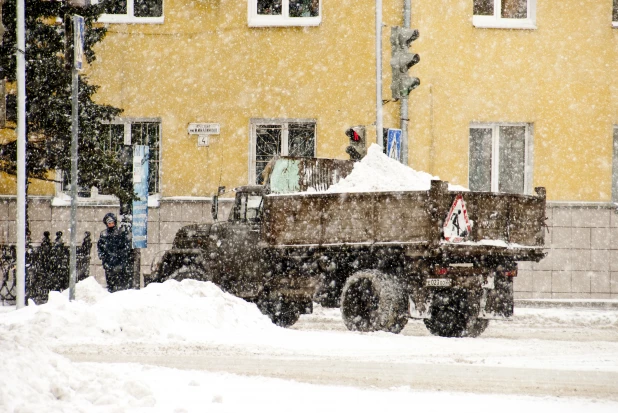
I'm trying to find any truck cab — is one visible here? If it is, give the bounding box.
[150,184,313,327]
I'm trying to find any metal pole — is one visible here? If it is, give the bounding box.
[376,0,383,149]
[400,0,411,164]
[15,0,26,309]
[69,66,78,301]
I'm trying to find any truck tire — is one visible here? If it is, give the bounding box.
[167,265,210,282]
[257,296,301,328]
[423,289,489,338]
[340,270,408,334]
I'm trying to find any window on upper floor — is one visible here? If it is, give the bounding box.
[60,118,161,199]
[248,0,321,27]
[473,0,536,29]
[250,119,316,184]
[469,123,533,194]
[98,0,164,24]
[613,0,618,27]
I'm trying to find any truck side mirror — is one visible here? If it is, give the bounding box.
[211,195,218,221]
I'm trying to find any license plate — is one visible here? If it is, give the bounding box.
[425,278,452,287]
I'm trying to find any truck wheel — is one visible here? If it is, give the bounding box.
[423,290,489,338]
[167,265,210,282]
[340,270,408,334]
[257,296,301,328]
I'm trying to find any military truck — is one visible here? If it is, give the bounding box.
[148,157,546,337]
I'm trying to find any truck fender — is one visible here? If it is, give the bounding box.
[150,249,207,284]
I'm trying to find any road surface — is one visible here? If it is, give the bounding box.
[59,306,618,401]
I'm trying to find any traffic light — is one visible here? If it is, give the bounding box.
[345,126,366,161]
[390,27,420,100]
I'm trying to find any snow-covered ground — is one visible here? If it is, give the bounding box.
[1,277,617,412]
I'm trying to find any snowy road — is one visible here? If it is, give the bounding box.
[59,305,618,401]
[4,279,618,412]
[65,349,618,400]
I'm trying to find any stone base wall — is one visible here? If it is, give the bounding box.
[516,203,618,299]
[0,197,233,289]
[2,197,618,299]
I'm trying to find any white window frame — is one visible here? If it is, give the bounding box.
[248,0,322,27]
[468,122,534,194]
[56,117,162,203]
[97,0,165,24]
[473,0,537,30]
[249,118,317,184]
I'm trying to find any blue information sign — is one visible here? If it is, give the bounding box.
[132,146,149,249]
[73,15,85,71]
[387,128,402,161]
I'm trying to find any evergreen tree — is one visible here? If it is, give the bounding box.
[0,0,133,205]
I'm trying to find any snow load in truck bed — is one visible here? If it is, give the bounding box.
[326,144,467,193]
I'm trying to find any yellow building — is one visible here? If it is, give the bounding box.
[2,0,618,298]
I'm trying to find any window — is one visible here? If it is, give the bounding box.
[233,194,264,222]
[98,0,164,24]
[473,0,536,29]
[613,0,618,27]
[469,123,533,194]
[250,119,316,184]
[248,0,321,27]
[60,118,161,199]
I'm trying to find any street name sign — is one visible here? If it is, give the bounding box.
[188,123,220,135]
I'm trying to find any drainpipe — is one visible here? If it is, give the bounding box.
[376,0,383,149]
[400,0,411,164]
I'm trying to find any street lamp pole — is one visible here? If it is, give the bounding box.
[69,15,85,301]
[15,0,27,309]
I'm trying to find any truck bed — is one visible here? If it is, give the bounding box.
[261,180,546,261]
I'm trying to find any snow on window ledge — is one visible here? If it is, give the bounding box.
[473,15,536,30]
[97,15,164,24]
[248,15,321,27]
[613,22,618,28]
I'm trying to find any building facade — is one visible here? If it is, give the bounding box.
[2,0,618,298]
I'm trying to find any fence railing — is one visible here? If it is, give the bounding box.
[0,231,92,305]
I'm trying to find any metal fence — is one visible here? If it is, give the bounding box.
[0,231,92,305]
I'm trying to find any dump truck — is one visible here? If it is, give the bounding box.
[149,157,546,337]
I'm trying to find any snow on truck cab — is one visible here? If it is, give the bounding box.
[149,147,547,337]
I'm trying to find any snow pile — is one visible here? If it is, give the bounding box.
[0,332,158,412]
[0,277,276,345]
[0,278,277,411]
[328,144,468,193]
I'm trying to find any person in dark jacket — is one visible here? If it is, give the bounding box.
[97,212,133,292]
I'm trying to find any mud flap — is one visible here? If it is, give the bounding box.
[480,275,514,319]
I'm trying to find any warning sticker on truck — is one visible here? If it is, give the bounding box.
[443,194,472,243]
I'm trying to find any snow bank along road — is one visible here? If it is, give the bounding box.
[59,280,618,401]
[62,309,618,400]
[3,278,618,410]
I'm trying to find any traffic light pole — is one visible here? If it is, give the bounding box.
[400,0,411,164]
[376,0,383,149]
